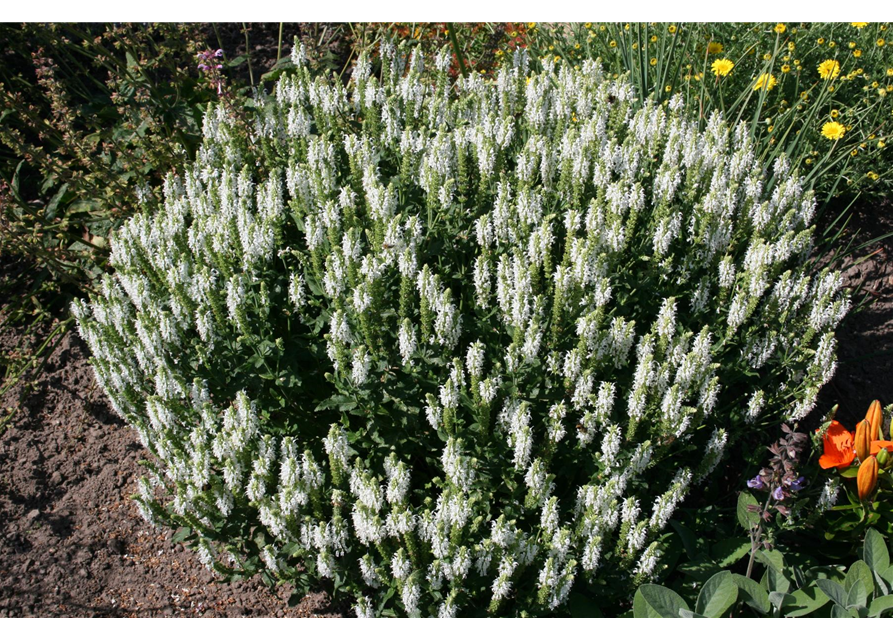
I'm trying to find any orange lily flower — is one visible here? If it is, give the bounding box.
[818,420,856,470]
[870,440,893,455]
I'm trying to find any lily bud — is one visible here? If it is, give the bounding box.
[855,419,873,462]
[857,456,879,501]
[877,447,891,468]
[866,400,882,441]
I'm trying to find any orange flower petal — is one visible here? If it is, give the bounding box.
[870,441,893,455]
[818,421,856,469]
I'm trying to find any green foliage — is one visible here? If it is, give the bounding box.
[633,528,893,617]
[0,23,220,431]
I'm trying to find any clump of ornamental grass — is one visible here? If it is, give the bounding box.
[73,41,849,617]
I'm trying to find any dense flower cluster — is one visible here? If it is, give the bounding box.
[73,41,847,616]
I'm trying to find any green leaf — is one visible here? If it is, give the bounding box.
[817,578,848,607]
[839,466,859,478]
[731,574,770,615]
[780,585,830,617]
[868,594,893,617]
[831,604,854,618]
[678,556,722,581]
[845,560,875,601]
[669,519,699,561]
[864,528,891,574]
[765,566,791,594]
[695,571,737,618]
[756,549,786,574]
[737,492,761,531]
[170,527,193,544]
[711,537,752,568]
[634,584,690,618]
[768,591,790,612]
[846,580,868,609]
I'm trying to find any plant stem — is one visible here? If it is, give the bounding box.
[447,23,467,78]
[745,491,774,579]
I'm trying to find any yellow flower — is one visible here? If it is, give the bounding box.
[829,41,837,48]
[668,25,677,34]
[818,59,841,79]
[767,125,774,132]
[878,38,886,46]
[775,23,786,34]
[855,50,863,57]
[763,53,772,61]
[887,68,893,76]
[831,109,840,118]
[788,42,796,51]
[650,57,657,66]
[651,35,658,43]
[495,49,504,57]
[584,22,591,28]
[849,41,856,48]
[868,171,880,180]
[879,140,887,148]
[822,121,846,140]
[781,64,791,73]
[665,85,672,92]
[852,22,869,29]
[851,149,859,156]
[753,73,778,91]
[609,40,617,48]
[554,55,561,62]
[711,58,734,77]
[528,22,537,29]
[800,90,810,100]
[817,38,825,45]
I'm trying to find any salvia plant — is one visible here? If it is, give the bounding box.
[72,40,850,616]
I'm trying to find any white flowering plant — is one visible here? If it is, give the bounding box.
[72,40,849,616]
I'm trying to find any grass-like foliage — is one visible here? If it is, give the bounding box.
[73,41,849,616]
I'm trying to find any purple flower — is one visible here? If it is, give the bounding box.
[215,49,224,58]
[772,486,785,501]
[788,476,806,492]
[747,475,764,490]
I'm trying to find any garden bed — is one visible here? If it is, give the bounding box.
[0,199,890,617]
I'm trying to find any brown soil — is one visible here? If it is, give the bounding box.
[809,199,893,429]
[0,324,343,618]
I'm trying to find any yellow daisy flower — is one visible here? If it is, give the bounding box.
[855,50,862,57]
[781,64,791,73]
[818,59,841,79]
[650,57,657,66]
[774,23,786,34]
[668,25,677,34]
[753,73,778,91]
[711,58,734,77]
[822,121,846,140]
[852,22,869,29]
[878,38,886,46]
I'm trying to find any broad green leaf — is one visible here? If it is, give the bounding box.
[711,537,752,568]
[839,466,859,479]
[765,566,791,594]
[634,584,690,618]
[781,585,830,618]
[731,574,770,615]
[633,588,656,618]
[846,580,868,609]
[831,604,854,618]
[875,571,890,596]
[695,570,738,618]
[737,492,761,531]
[868,594,893,617]
[768,591,790,612]
[844,560,875,600]
[756,549,786,574]
[864,528,891,574]
[817,578,848,607]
